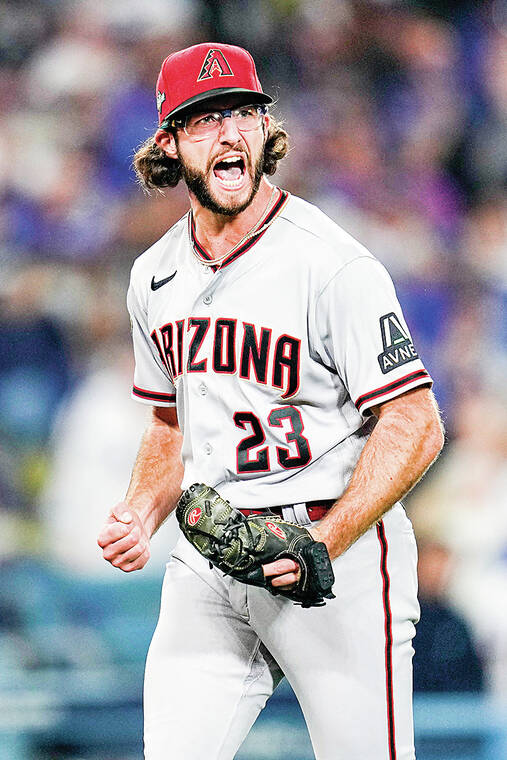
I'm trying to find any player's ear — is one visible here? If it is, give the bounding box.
[155,129,178,160]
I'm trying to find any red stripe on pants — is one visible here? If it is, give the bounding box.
[377,520,397,760]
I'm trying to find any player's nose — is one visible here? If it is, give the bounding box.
[217,115,242,145]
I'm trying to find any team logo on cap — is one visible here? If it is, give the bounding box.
[156,90,166,113]
[197,49,233,81]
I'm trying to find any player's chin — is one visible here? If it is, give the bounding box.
[210,172,252,207]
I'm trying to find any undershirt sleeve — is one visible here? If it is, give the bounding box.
[314,256,432,416]
[127,279,176,407]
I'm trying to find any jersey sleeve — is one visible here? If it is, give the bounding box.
[127,278,176,407]
[313,256,432,416]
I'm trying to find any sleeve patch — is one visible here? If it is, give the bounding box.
[377,312,419,374]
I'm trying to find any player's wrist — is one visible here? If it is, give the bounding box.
[122,498,152,537]
[308,524,341,562]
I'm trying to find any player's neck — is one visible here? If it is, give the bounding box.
[190,178,275,260]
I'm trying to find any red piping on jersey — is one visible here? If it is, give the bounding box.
[132,385,176,403]
[377,521,397,760]
[355,369,431,412]
[190,188,289,272]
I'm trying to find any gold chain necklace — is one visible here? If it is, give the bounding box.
[189,186,279,268]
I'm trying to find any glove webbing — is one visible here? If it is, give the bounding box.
[188,513,262,574]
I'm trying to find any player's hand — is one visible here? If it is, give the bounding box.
[97,503,150,572]
[263,558,301,589]
[262,526,329,588]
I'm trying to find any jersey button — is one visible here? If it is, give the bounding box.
[203,294,213,305]
[204,443,213,455]
[199,383,207,396]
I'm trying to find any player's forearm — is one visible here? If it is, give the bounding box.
[125,413,184,538]
[313,388,444,559]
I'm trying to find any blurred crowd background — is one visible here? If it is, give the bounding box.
[0,0,506,758]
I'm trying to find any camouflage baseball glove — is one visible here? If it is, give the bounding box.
[176,483,335,608]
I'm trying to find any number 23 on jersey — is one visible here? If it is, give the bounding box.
[233,406,312,473]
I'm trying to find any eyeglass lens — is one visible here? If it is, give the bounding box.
[185,106,263,136]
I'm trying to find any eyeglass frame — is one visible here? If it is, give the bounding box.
[169,104,268,140]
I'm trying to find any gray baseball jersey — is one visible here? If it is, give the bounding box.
[127,188,431,508]
[132,187,428,760]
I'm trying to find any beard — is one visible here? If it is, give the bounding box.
[177,141,265,217]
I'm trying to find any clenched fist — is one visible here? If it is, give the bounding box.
[97,504,150,572]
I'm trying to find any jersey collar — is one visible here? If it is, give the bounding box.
[189,187,289,272]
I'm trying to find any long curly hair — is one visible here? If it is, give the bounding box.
[132,117,289,192]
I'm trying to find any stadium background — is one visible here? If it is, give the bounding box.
[0,0,505,758]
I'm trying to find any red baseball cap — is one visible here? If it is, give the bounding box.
[156,42,272,129]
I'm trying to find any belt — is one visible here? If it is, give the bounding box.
[239,498,335,523]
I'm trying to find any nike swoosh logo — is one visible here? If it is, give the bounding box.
[151,271,177,290]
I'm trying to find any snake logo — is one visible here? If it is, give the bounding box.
[265,521,287,540]
[188,507,202,526]
[197,49,234,81]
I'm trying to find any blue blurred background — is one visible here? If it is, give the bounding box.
[0,1,506,758]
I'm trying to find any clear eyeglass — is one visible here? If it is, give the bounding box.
[179,105,266,139]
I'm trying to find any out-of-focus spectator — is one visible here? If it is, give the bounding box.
[462,193,507,288]
[408,391,507,696]
[413,539,484,693]
[38,342,179,577]
[467,27,507,192]
[38,288,179,577]
[0,266,72,453]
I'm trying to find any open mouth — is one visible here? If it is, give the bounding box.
[212,156,246,189]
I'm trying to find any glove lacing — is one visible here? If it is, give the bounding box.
[189,512,263,574]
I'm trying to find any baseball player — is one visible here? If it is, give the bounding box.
[97,42,444,760]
